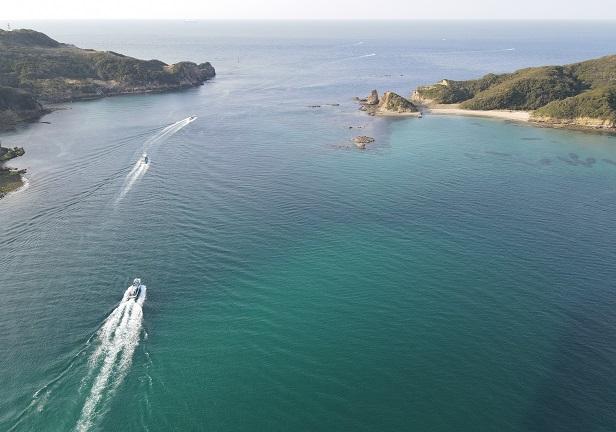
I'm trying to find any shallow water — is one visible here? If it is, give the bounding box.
[1,20,616,432]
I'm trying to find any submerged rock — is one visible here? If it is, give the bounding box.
[353,136,375,149]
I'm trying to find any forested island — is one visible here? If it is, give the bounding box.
[411,55,616,131]
[0,28,215,197]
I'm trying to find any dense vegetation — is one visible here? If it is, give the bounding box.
[0,28,215,130]
[533,85,616,123]
[414,73,508,104]
[460,67,582,110]
[0,86,45,130]
[414,55,616,126]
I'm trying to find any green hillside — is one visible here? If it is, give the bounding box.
[414,55,616,127]
[534,85,616,123]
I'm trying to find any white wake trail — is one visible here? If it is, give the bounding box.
[75,284,147,432]
[116,116,196,203]
[116,156,150,202]
[142,116,196,153]
[331,52,376,63]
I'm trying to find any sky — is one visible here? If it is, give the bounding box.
[1,0,615,20]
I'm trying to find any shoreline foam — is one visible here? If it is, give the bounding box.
[0,169,26,199]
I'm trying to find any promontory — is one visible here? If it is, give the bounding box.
[411,54,616,131]
[0,28,215,197]
[0,28,216,131]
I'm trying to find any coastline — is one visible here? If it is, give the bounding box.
[0,168,26,198]
[0,146,26,198]
[420,105,616,133]
[378,100,616,135]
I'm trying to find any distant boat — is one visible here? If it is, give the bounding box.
[143,154,149,164]
[418,112,423,118]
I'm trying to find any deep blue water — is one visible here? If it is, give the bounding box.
[1,20,616,431]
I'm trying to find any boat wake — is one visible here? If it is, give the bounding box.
[116,116,197,203]
[116,153,150,202]
[141,116,197,154]
[74,282,147,432]
[342,52,375,61]
[324,52,376,65]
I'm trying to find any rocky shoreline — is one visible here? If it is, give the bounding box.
[0,144,26,198]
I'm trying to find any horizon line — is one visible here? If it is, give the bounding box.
[3,17,616,21]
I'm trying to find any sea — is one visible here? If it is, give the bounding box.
[1,20,616,432]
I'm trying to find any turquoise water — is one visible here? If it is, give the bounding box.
[1,21,616,431]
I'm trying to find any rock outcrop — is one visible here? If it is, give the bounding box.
[531,115,616,130]
[0,145,25,162]
[376,92,419,114]
[0,167,25,198]
[358,90,419,116]
[353,136,375,149]
[366,90,379,105]
[0,142,26,198]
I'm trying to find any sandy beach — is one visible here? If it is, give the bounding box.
[423,104,531,122]
[375,111,423,118]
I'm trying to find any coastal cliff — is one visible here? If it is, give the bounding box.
[0,28,216,131]
[412,55,616,131]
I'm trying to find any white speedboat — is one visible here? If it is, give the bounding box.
[127,278,144,300]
